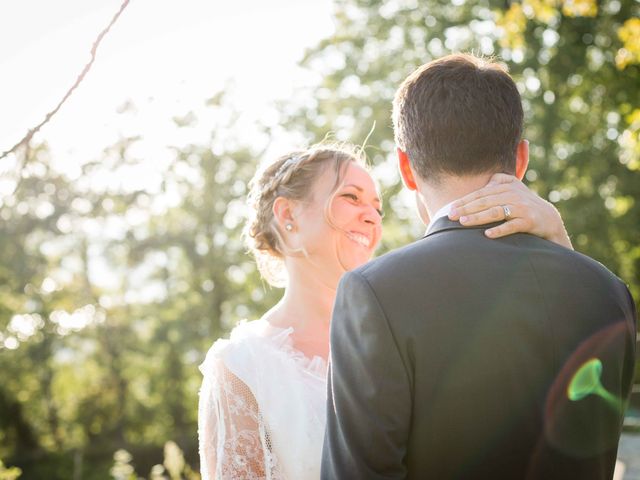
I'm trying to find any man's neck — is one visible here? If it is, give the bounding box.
[420,173,494,220]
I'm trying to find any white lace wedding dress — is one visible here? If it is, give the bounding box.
[198,319,328,479]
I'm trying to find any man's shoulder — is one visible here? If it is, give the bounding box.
[355,236,431,276]
[356,224,498,270]
[351,231,462,286]
[516,233,629,289]
[356,229,628,295]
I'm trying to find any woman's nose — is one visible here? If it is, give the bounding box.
[362,204,382,225]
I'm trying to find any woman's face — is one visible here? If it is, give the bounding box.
[293,161,383,278]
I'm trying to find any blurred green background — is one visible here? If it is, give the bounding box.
[1,0,638,478]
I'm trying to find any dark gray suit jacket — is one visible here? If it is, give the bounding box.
[322,217,636,480]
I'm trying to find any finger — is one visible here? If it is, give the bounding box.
[452,193,516,219]
[485,218,528,238]
[449,187,513,218]
[459,205,507,226]
[486,172,519,186]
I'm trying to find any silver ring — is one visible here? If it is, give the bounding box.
[502,205,512,220]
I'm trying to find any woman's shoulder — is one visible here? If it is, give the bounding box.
[216,318,292,350]
[199,319,293,374]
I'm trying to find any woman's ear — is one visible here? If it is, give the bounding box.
[272,196,296,232]
[397,148,417,191]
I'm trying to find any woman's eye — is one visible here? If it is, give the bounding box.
[343,193,359,201]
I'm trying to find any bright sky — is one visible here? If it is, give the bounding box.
[0,0,334,171]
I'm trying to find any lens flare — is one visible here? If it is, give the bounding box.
[567,358,621,410]
[543,321,631,458]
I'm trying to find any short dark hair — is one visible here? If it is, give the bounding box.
[392,53,523,183]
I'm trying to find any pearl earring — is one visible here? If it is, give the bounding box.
[285,223,293,232]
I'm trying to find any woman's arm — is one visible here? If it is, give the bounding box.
[198,359,268,480]
[448,173,573,249]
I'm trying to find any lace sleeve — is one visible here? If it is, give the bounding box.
[198,356,280,480]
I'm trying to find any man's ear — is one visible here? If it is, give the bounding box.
[515,139,529,180]
[397,148,417,191]
[272,196,295,231]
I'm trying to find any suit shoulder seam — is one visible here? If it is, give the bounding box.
[350,270,414,391]
[516,237,559,371]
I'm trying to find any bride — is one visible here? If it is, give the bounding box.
[198,144,572,479]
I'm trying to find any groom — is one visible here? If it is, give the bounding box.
[321,54,637,479]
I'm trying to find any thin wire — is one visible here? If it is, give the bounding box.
[360,120,376,153]
[0,0,132,162]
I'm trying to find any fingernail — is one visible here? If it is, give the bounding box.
[449,207,458,218]
[485,229,494,237]
[460,216,468,223]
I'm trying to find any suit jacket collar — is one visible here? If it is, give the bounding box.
[424,201,456,234]
[423,216,504,239]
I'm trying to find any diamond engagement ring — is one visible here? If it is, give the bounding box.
[502,205,512,220]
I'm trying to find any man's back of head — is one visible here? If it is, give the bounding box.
[392,53,523,184]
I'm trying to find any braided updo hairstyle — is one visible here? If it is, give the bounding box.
[244,144,367,287]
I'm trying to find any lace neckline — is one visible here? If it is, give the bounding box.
[239,319,328,378]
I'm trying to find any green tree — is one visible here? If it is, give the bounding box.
[0,95,281,477]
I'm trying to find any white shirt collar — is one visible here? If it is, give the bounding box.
[425,200,457,235]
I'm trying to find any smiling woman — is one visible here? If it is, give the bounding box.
[320,161,383,271]
[198,144,381,479]
[244,145,374,288]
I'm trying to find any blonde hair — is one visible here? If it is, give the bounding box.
[244,143,367,287]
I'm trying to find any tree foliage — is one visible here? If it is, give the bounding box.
[0,97,280,477]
